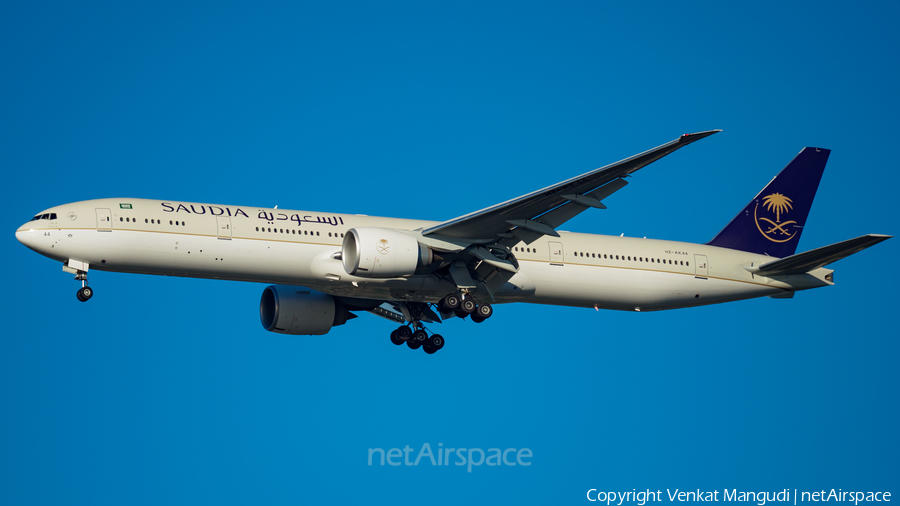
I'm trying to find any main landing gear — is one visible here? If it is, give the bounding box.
[390,324,445,354]
[437,293,493,324]
[74,271,93,302]
[386,293,493,355]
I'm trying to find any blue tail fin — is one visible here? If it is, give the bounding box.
[707,147,830,258]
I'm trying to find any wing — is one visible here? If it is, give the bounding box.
[422,130,720,243]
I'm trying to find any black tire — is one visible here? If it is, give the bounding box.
[423,344,437,354]
[407,338,422,350]
[76,290,86,302]
[440,294,460,312]
[77,286,92,302]
[475,303,492,319]
[396,326,412,341]
[429,334,445,351]
[470,313,485,323]
[459,298,476,314]
[412,329,428,343]
[454,309,468,319]
[390,330,404,345]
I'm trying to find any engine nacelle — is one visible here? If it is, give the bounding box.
[341,227,432,278]
[259,285,351,335]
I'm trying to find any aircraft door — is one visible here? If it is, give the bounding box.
[694,254,708,279]
[217,216,232,240]
[549,241,564,265]
[96,208,112,231]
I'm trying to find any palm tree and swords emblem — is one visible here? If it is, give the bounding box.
[376,238,391,254]
[754,192,797,243]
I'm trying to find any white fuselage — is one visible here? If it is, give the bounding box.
[16,198,833,312]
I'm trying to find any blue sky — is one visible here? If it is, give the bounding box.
[2,2,897,504]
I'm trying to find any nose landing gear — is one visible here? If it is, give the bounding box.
[74,271,93,302]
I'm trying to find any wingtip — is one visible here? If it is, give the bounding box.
[678,129,721,142]
[681,129,722,137]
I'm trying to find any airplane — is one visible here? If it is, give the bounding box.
[15,130,890,354]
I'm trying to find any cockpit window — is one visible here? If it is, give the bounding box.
[29,213,57,221]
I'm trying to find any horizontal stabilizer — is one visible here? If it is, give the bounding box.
[746,234,891,276]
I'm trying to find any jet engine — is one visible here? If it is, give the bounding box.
[341,227,433,278]
[259,285,352,335]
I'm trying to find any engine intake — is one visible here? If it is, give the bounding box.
[341,228,432,278]
[259,285,351,335]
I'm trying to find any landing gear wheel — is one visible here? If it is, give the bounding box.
[77,286,93,302]
[440,294,460,312]
[407,338,422,350]
[471,312,485,323]
[459,298,476,314]
[454,309,468,319]
[423,344,437,354]
[475,303,492,319]
[395,326,412,341]
[428,334,445,351]
[390,330,404,345]
[412,329,428,343]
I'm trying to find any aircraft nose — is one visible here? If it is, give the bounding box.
[16,224,37,249]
